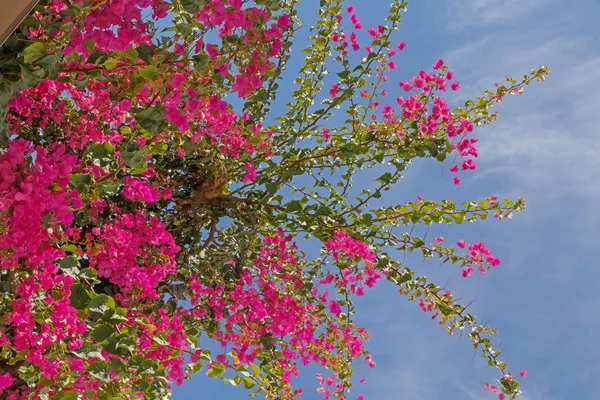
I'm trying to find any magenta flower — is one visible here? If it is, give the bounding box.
[520,369,528,378]
[243,162,257,183]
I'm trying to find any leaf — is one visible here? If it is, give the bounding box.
[37,55,59,77]
[100,183,121,196]
[242,377,256,390]
[192,53,210,70]
[91,324,116,342]
[375,172,393,185]
[285,200,303,213]
[104,333,135,357]
[103,59,118,70]
[206,363,226,378]
[23,42,46,64]
[188,361,204,374]
[122,150,147,170]
[79,268,99,281]
[438,303,453,316]
[59,256,79,277]
[145,141,168,155]
[70,173,94,193]
[87,50,108,65]
[137,44,155,65]
[87,361,112,383]
[135,106,166,134]
[138,65,158,81]
[89,294,115,314]
[0,123,12,146]
[100,307,128,323]
[84,143,116,168]
[69,75,91,90]
[260,335,276,350]
[50,390,78,400]
[69,283,91,310]
[180,0,209,14]
[20,65,41,87]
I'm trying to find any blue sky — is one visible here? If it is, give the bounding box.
[172,0,600,399]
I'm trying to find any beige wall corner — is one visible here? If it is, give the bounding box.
[0,0,40,46]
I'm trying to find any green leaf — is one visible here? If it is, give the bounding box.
[69,75,91,90]
[285,200,303,213]
[84,143,116,168]
[397,271,412,284]
[122,150,147,170]
[139,65,158,81]
[242,377,256,390]
[135,106,166,134]
[145,141,168,155]
[375,172,393,185]
[50,390,78,400]
[206,363,226,378]
[70,173,94,193]
[103,59,118,70]
[180,0,209,13]
[188,361,204,374]
[192,53,210,70]
[87,361,112,383]
[438,303,453,316]
[104,333,135,357]
[87,50,108,65]
[89,294,115,314]
[260,335,276,350]
[79,268,99,281]
[59,256,79,277]
[101,307,128,323]
[20,65,41,87]
[23,42,46,64]
[100,183,121,196]
[69,283,91,310]
[92,324,117,342]
[137,44,155,65]
[37,55,59,77]
[0,121,11,145]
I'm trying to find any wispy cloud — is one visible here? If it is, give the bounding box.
[444,0,548,30]
[443,32,600,199]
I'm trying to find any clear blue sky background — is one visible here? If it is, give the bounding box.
[172,0,600,399]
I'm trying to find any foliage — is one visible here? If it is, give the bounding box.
[0,0,548,399]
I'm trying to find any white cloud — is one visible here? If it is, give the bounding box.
[444,0,547,29]
[442,32,600,200]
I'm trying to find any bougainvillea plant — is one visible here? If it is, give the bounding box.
[0,0,548,399]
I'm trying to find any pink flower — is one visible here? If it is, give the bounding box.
[347,5,354,12]
[243,162,257,183]
[453,176,461,185]
[450,165,459,173]
[397,41,406,50]
[433,58,444,69]
[412,76,424,89]
[484,383,498,393]
[435,236,444,244]
[451,81,460,91]
[520,369,528,378]
[329,300,342,317]
[330,83,340,98]
[399,81,412,92]
[0,373,14,394]
[457,239,467,249]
